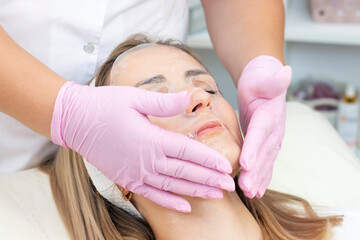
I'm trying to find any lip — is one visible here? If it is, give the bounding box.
[196,120,225,138]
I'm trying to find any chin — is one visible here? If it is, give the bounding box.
[222,144,241,178]
[201,133,241,178]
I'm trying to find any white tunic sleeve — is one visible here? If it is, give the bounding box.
[0,0,189,172]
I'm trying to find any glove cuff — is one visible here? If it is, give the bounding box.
[51,81,78,148]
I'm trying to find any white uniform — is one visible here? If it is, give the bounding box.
[0,0,189,172]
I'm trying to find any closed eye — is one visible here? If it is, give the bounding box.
[206,90,217,94]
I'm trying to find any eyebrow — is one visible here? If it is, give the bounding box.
[135,75,166,87]
[135,69,211,87]
[185,69,210,78]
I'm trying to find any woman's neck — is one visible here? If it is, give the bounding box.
[132,190,263,240]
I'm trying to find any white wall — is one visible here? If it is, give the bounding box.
[286,41,360,87]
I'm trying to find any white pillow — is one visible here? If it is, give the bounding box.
[0,168,70,239]
[269,102,360,210]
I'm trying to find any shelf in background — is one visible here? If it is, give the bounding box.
[286,0,360,46]
[187,0,360,49]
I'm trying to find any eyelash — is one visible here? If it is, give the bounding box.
[206,90,217,94]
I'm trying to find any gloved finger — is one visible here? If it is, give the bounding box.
[255,139,281,198]
[257,66,292,99]
[131,89,190,117]
[238,154,271,199]
[240,109,275,171]
[159,129,232,174]
[132,184,192,212]
[250,153,272,198]
[144,174,224,199]
[253,152,275,198]
[155,157,235,191]
[238,170,257,198]
[255,166,273,198]
[242,133,280,198]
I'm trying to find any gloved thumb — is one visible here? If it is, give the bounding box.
[257,66,292,99]
[131,89,191,117]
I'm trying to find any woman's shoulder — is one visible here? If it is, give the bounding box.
[0,168,70,239]
[317,207,360,240]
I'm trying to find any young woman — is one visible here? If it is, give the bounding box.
[41,34,344,240]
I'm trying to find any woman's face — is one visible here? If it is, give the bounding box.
[109,45,242,175]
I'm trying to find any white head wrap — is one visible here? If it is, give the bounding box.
[83,80,143,219]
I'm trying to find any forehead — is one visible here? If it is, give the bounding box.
[110,45,206,86]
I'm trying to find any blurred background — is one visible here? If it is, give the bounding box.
[187,0,360,157]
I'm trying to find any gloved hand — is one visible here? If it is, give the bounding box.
[237,55,292,198]
[51,81,235,212]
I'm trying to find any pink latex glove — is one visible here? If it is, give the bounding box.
[51,81,234,212]
[237,55,292,198]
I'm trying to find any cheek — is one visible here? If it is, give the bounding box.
[147,115,190,136]
[147,116,169,129]
[212,98,242,146]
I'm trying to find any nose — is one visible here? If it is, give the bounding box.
[185,89,212,114]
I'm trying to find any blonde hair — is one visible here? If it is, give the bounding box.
[41,34,343,240]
